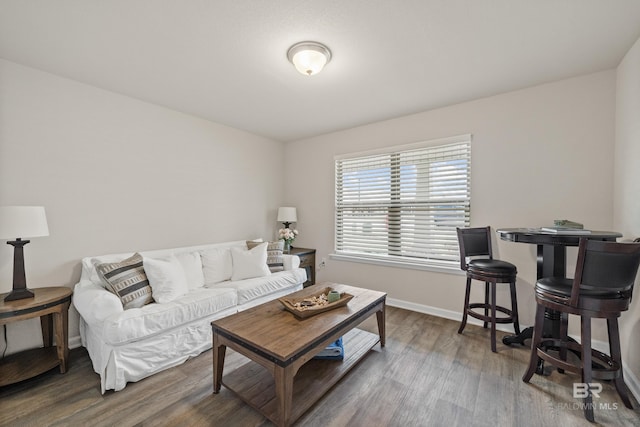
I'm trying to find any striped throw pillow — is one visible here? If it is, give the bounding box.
[96,253,153,309]
[247,240,284,272]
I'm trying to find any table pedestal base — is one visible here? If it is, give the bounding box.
[502,326,532,346]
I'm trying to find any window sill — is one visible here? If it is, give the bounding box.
[329,253,463,275]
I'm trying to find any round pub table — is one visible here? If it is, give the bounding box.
[496,228,621,346]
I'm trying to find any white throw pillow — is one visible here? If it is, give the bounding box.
[247,240,285,272]
[230,242,271,281]
[143,255,189,303]
[201,248,233,284]
[174,251,205,289]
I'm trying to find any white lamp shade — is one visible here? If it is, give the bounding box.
[277,207,297,223]
[0,206,49,240]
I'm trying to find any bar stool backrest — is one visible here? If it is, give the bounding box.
[457,226,493,271]
[570,239,640,306]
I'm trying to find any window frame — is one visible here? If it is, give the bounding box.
[331,134,471,273]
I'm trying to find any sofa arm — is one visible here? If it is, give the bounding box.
[73,281,123,326]
[282,254,300,270]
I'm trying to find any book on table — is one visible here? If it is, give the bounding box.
[540,227,592,234]
[553,219,584,229]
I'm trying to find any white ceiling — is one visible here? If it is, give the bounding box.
[1,1,640,142]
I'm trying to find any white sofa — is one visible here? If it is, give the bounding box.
[73,240,306,393]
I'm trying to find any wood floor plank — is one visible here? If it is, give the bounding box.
[1,307,638,426]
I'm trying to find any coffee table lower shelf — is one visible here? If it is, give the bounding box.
[222,328,379,424]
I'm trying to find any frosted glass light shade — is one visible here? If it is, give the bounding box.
[287,42,331,76]
[0,206,49,240]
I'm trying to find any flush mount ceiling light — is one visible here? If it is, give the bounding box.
[287,41,332,76]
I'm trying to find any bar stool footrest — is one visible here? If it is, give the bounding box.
[537,338,621,380]
[467,303,515,324]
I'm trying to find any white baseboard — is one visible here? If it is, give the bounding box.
[69,335,82,350]
[386,297,515,333]
[622,360,640,403]
[386,297,640,403]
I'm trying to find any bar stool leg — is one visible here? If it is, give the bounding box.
[523,304,545,382]
[458,276,472,334]
[490,282,497,353]
[607,318,633,409]
[581,315,595,422]
[483,282,489,329]
[509,280,520,335]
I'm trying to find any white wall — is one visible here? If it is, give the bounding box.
[615,35,640,384]
[286,71,616,340]
[0,59,285,353]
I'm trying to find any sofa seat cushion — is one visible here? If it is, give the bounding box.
[100,287,237,346]
[208,268,307,306]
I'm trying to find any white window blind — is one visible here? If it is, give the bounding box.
[335,135,471,268]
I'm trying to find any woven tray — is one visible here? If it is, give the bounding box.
[279,287,353,319]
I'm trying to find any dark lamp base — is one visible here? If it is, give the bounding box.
[4,287,35,301]
[5,238,35,302]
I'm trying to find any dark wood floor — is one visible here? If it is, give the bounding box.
[1,307,638,426]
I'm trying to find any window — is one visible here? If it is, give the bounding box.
[334,134,471,270]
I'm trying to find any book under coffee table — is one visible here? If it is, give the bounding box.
[212,283,386,427]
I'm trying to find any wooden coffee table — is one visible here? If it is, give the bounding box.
[212,283,386,427]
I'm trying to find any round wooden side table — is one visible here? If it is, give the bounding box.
[0,286,73,387]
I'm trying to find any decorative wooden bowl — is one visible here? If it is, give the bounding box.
[279,287,354,319]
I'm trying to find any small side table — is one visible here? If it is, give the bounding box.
[289,247,316,287]
[0,286,73,387]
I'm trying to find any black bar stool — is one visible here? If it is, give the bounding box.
[456,226,520,352]
[523,238,640,422]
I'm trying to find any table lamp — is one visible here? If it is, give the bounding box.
[277,207,297,229]
[0,206,49,301]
